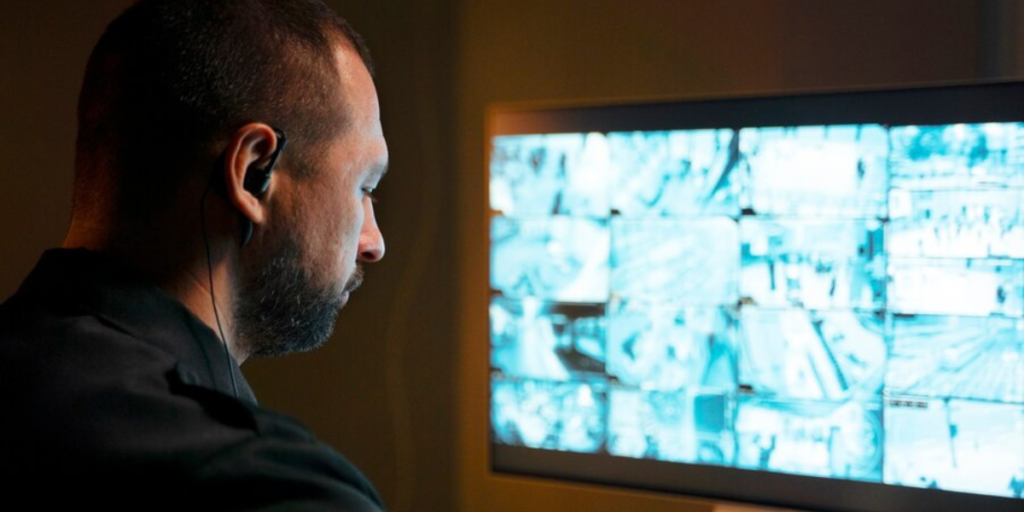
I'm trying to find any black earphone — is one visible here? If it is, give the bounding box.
[240,127,288,246]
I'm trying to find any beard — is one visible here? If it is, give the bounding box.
[234,237,363,357]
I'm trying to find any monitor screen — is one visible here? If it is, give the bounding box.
[487,82,1023,512]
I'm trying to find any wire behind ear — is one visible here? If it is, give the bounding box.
[240,128,288,246]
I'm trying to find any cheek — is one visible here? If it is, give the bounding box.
[291,195,343,276]
[325,196,365,264]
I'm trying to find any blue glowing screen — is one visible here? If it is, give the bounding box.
[489,123,1024,499]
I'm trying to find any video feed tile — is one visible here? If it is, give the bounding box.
[490,296,606,381]
[738,308,886,400]
[887,315,1023,403]
[740,219,885,310]
[490,133,611,217]
[888,188,1024,259]
[735,397,883,482]
[890,123,1024,190]
[491,377,607,453]
[607,388,735,466]
[491,216,609,302]
[606,300,737,391]
[607,388,686,462]
[884,396,1024,498]
[888,258,1023,317]
[610,217,739,303]
[607,129,740,217]
[738,125,888,218]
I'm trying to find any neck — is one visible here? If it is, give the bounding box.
[63,218,249,364]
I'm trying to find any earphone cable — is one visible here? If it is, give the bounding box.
[200,180,240,399]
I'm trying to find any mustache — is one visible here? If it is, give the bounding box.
[344,264,365,294]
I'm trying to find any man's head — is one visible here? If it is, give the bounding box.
[72,0,388,357]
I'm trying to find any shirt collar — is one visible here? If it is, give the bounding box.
[18,248,257,404]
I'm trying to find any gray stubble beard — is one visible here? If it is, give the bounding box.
[234,239,361,357]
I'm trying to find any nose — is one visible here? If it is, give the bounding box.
[357,200,385,262]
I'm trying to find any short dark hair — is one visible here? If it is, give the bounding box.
[73,0,373,220]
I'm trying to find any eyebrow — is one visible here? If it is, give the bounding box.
[370,161,388,181]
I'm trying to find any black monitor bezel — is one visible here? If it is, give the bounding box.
[486,81,1024,512]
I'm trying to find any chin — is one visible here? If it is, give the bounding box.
[235,242,349,357]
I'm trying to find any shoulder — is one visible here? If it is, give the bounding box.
[0,293,213,471]
[0,294,385,510]
[0,290,177,405]
[190,397,385,511]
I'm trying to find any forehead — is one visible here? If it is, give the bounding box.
[335,45,384,141]
[315,43,387,185]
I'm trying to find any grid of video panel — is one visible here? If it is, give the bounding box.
[489,123,1024,499]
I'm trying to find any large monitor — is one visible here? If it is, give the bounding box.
[487,82,1023,512]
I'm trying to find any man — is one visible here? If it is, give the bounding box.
[0,0,388,509]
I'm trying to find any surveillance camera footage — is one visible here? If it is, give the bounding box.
[491,133,611,217]
[491,216,609,302]
[739,125,889,218]
[740,218,886,310]
[607,129,740,217]
[734,396,883,482]
[607,387,735,466]
[606,301,738,392]
[489,122,1024,500]
[611,218,739,303]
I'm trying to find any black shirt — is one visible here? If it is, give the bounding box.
[0,249,384,510]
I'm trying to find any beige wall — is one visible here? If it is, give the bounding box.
[0,1,1018,512]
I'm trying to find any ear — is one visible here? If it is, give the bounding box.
[220,123,283,235]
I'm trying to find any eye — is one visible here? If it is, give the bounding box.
[362,187,378,204]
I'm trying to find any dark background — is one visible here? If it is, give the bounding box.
[1,1,1020,511]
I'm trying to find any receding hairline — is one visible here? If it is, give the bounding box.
[209,27,378,179]
[270,35,379,181]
